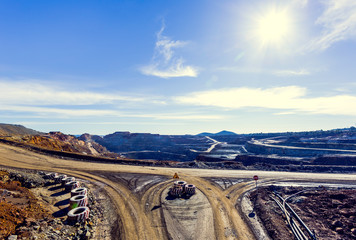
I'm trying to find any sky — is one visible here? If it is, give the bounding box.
[1,0,356,135]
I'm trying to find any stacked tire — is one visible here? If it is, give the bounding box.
[67,186,90,223]
[174,181,187,188]
[69,194,88,210]
[62,177,75,186]
[185,184,196,195]
[67,207,90,223]
[65,181,80,192]
[54,174,67,184]
[45,172,58,180]
[39,171,91,223]
[71,187,87,197]
[170,186,183,197]
[169,180,196,198]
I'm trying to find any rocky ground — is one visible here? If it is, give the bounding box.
[248,186,356,240]
[0,168,114,240]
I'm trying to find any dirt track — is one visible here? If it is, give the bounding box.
[1,143,356,239]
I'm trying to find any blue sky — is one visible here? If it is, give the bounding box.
[1,0,356,135]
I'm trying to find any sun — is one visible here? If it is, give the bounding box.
[254,8,292,47]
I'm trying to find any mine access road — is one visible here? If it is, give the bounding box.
[1,142,356,239]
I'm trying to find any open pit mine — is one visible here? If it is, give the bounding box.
[0,124,356,239]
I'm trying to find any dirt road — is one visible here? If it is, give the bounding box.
[1,143,356,239]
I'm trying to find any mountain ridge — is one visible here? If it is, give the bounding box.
[197,130,237,136]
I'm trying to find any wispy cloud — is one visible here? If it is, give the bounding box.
[0,79,162,118]
[0,80,145,106]
[140,23,198,78]
[135,113,222,120]
[305,0,356,52]
[273,69,310,76]
[0,79,219,120]
[215,67,311,76]
[175,86,356,116]
[0,105,120,117]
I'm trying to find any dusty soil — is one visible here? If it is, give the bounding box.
[161,186,215,240]
[1,142,356,240]
[0,168,119,240]
[249,186,356,240]
[0,171,51,239]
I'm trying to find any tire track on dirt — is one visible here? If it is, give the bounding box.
[141,179,174,240]
[0,144,159,240]
[180,175,256,240]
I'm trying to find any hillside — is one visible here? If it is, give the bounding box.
[0,124,119,158]
[197,130,237,136]
[20,132,118,158]
[80,132,213,161]
[0,123,42,137]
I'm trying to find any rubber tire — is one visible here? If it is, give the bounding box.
[65,181,80,192]
[62,177,75,186]
[185,184,196,195]
[69,194,88,210]
[67,206,90,223]
[71,187,87,197]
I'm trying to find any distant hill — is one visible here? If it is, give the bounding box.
[197,130,237,136]
[0,123,42,136]
[80,132,212,161]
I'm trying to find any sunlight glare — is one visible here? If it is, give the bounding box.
[255,8,291,47]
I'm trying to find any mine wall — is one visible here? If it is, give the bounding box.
[288,142,356,150]
[313,155,356,165]
[234,154,309,166]
[245,141,356,157]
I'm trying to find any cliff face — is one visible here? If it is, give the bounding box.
[21,132,115,157]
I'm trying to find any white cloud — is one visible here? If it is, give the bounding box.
[215,67,311,76]
[0,104,121,117]
[0,79,165,118]
[0,79,220,120]
[0,103,222,120]
[305,0,356,51]
[135,113,222,120]
[175,86,356,116]
[140,59,198,78]
[140,24,198,78]
[273,69,310,76]
[0,80,145,106]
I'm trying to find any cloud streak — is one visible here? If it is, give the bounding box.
[272,69,310,76]
[0,80,144,106]
[140,24,198,78]
[305,0,356,52]
[0,79,219,120]
[175,86,356,116]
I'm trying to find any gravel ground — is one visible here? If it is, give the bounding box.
[161,186,215,240]
[249,186,356,240]
[0,167,117,240]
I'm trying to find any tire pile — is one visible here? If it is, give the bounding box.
[169,180,196,198]
[40,171,91,223]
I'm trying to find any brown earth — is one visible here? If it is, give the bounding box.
[249,186,356,240]
[1,142,356,239]
[1,131,121,159]
[0,171,51,239]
